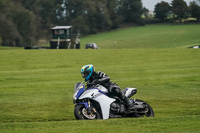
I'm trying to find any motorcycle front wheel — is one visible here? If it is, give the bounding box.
[74,104,101,120]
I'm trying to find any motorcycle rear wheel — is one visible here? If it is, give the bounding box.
[135,99,154,117]
[74,104,101,120]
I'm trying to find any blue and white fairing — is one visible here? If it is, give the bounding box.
[73,83,115,119]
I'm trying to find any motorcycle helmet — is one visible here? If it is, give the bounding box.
[81,64,94,81]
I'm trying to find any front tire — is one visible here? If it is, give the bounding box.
[74,104,101,120]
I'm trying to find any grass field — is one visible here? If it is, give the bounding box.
[0,25,200,132]
[81,25,200,49]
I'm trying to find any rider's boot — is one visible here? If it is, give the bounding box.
[123,96,135,110]
[111,86,135,110]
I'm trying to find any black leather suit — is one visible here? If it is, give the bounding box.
[87,71,132,106]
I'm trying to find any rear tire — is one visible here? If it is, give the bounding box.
[135,99,154,117]
[74,104,101,120]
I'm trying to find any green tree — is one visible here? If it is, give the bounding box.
[0,15,22,47]
[0,0,7,45]
[171,0,188,22]
[189,1,200,21]
[92,0,112,30]
[0,0,7,11]
[118,0,144,24]
[154,1,171,21]
[63,0,117,34]
[0,0,21,46]
[143,7,149,19]
[37,0,63,27]
[0,1,37,46]
[62,0,91,34]
[105,0,121,28]
[11,5,36,46]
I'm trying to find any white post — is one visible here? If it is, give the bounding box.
[57,37,60,49]
[68,42,71,49]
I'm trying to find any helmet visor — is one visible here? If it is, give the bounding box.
[81,72,88,79]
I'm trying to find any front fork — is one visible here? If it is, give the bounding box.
[77,99,96,113]
[87,100,97,113]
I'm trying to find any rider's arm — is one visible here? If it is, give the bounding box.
[96,71,110,83]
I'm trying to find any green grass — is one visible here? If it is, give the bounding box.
[0,46,23,50]
[81,25,200,49]
[0,25,200,132]
[0,116,199,133]
[0,49,200,132]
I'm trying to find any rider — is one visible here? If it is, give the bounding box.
[81,64,134,110]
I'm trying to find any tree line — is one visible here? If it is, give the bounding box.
[0,0,144,47]
[0,0,199,47]
[154,0,200,22]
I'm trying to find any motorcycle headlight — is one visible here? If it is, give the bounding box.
[73,98,76,104]
[73,91,78,103]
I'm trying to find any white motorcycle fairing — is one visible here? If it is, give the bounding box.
[79,88,115,119]
[123,88,137,98]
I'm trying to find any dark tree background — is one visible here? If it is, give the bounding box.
[0,0,144,46]
[171,0,189,22]
[154,1,171,21]
[189,1,200,21]
[0,0,199,47]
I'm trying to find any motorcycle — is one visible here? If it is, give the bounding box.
[73,82,154,120]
